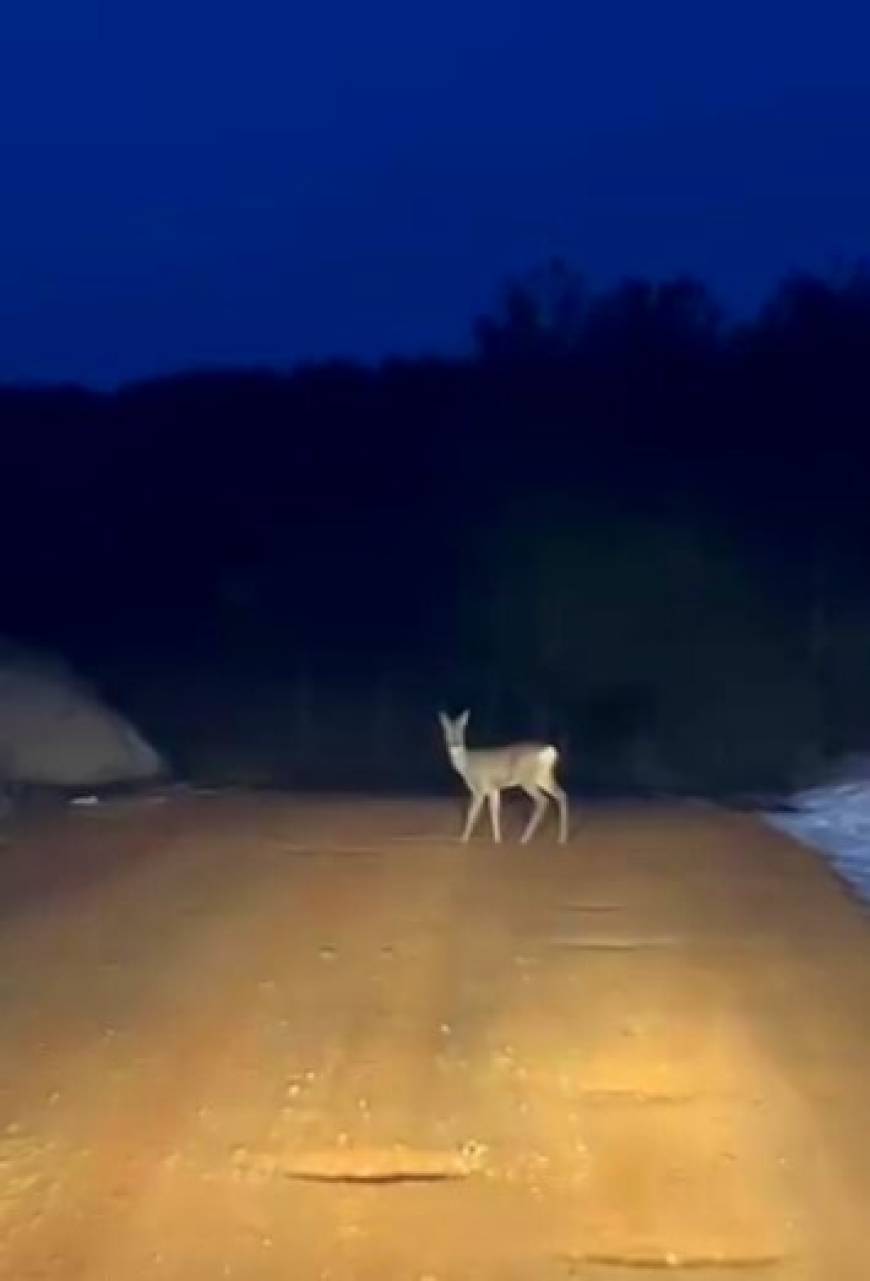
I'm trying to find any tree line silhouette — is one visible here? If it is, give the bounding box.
[3,261,870,795]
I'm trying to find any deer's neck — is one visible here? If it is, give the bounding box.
[448,744,468,778]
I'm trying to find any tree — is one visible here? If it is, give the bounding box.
[473,258,588,361]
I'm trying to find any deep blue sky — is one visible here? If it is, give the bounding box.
[3,1,870,387]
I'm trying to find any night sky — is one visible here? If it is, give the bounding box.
[3,0,870,388]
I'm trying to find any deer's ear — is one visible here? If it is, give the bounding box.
[437,711,450,731]
[457,709,470,730]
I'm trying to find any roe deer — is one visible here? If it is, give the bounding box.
[438,709,568,844]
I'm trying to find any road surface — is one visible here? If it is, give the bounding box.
[0,793,868,1280]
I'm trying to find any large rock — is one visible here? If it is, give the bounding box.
[0,641,164,787]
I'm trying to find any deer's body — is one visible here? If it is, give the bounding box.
[438,710,568,844]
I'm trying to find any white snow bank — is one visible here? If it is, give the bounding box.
[0,640,164,787]
[763,755,870,904]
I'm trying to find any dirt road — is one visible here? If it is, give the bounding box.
[0,793,867,1280]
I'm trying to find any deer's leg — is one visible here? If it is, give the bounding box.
[520,785,548,844]
[541,781,569,843]
[460,791,484,842]
[487,790,502,843]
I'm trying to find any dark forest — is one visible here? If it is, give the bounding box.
[4,261,870,796]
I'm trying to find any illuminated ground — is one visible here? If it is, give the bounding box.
[0,794,867,1279]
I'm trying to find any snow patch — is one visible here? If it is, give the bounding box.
[763,755,870,904]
